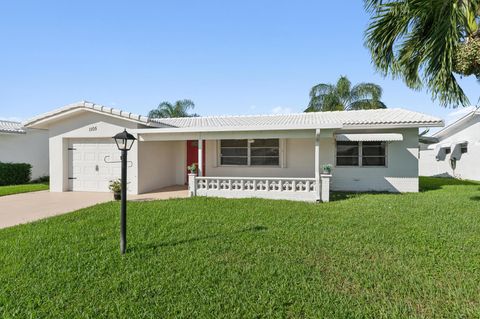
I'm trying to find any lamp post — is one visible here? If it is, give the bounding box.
[113,129,136,254]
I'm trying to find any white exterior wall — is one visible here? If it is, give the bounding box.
[47,112,143,194]
[419,118,480,180]
[205,138,316,178]
[0,129,49,180]
[204,128,419,193]
[331,128,419,192]
[137,140,186,193]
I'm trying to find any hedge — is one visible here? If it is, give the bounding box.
[0,162,32,186]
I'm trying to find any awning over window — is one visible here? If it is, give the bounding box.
[335,133,403,142]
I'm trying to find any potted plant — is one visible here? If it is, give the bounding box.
[109,179,122,200]
[187,163,197,175]
[322,164,332,174]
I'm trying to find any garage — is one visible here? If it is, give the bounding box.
[68,138,122,192]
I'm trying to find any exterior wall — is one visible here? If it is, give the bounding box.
[137,140,186,193]
[0,129,49,180]
[331,128,419,192]
[47,111,144,193]
[419,118,480,180]
[206,128,418,192]
[204,127,419,193]
[205,138,316,178]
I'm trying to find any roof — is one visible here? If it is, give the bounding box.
[0,120,25,134]
[149,108,443,132]
[24,101,159,129]
[432,109,480,139]
[24,101,444,132]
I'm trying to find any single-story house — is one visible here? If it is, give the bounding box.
[0,120,49,180]
[419,109,479,180]
[24,101,443,202]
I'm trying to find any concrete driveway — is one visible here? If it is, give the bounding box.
[0,186,188,229]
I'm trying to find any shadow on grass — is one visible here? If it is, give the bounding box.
[470,195,480,201]
[329,192,364,202]
[130,225,268,252]
[419,176,479,192]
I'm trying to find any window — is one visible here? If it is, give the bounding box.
[336,141,386,167]
[445,147,451,154]
[220,139,248,165]
[220,139,280,166]
[461,143,468,154]
[336,141,359,166]
[362,142,386,166]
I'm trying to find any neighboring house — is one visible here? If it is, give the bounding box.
[23,101,443,202]
[419,109,480,180]
[0,120,49,180]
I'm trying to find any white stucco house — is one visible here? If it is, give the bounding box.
[23,101,443,202]
[419,109,480,180]
[0,120,49,180]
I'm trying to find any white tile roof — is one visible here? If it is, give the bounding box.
[24,101,154,128]
[0,120,25,134]
[24,100,443,132]
[151,108,443,130]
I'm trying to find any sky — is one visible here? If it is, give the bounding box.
[0,0,478,126]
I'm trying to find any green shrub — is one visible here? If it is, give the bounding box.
[0,162,32,186]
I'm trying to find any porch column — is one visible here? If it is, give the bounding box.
[198,139,203,177]
[314,129,321,201]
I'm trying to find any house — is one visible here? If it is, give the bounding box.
[419,109,479,180]
[0,120,49,180]
[24,101,443,202]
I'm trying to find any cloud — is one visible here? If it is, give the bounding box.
[445,105,477,125]
[0,116,23,123]
[271,106,294,114]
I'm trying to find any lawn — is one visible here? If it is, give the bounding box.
[1,177,480,318]
[0,183,49,197]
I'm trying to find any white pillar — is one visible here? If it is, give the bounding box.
[314,129,321,201]
[188,173,197,197]
[320,174,332,202]
[198,139,203,177]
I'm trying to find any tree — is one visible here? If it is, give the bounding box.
[304,76,386,112]
[365,0,480,107]
[148,99,199,118]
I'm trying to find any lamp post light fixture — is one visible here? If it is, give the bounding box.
[113,129,136,254]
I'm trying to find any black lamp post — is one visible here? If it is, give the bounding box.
[113,129,136,254]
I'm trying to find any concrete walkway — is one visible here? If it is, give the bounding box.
[0,186,188,229]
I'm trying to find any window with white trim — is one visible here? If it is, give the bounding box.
[336,141,386,167]
[460,143,468,154]
[220,139,280,166]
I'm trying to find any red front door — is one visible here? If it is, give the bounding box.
[186,140,206,181]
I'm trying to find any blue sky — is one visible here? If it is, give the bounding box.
[0,0,478,124]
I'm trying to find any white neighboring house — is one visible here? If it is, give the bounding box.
[419,109,480,180]
[23,101,443,202]
[0,120,49,180]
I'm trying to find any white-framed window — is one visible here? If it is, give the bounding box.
[219,139,280,166]
[336,141,386,167]
[460,143,468,154]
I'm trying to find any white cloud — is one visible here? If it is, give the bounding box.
[0,116,23,123]
[445,105,477,125]
[271,106,294,114]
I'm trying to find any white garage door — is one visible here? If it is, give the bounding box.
[68,138,122,192]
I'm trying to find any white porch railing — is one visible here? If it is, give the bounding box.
[188,175,331,202]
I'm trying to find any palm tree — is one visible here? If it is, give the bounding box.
[304,76,386,112]
[365,0,480,107]
[148,99,199,118]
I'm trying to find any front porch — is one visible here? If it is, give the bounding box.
[136,129,333,202]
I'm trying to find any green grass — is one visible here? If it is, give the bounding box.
[0,183,49,197]
[1,177,480,318]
